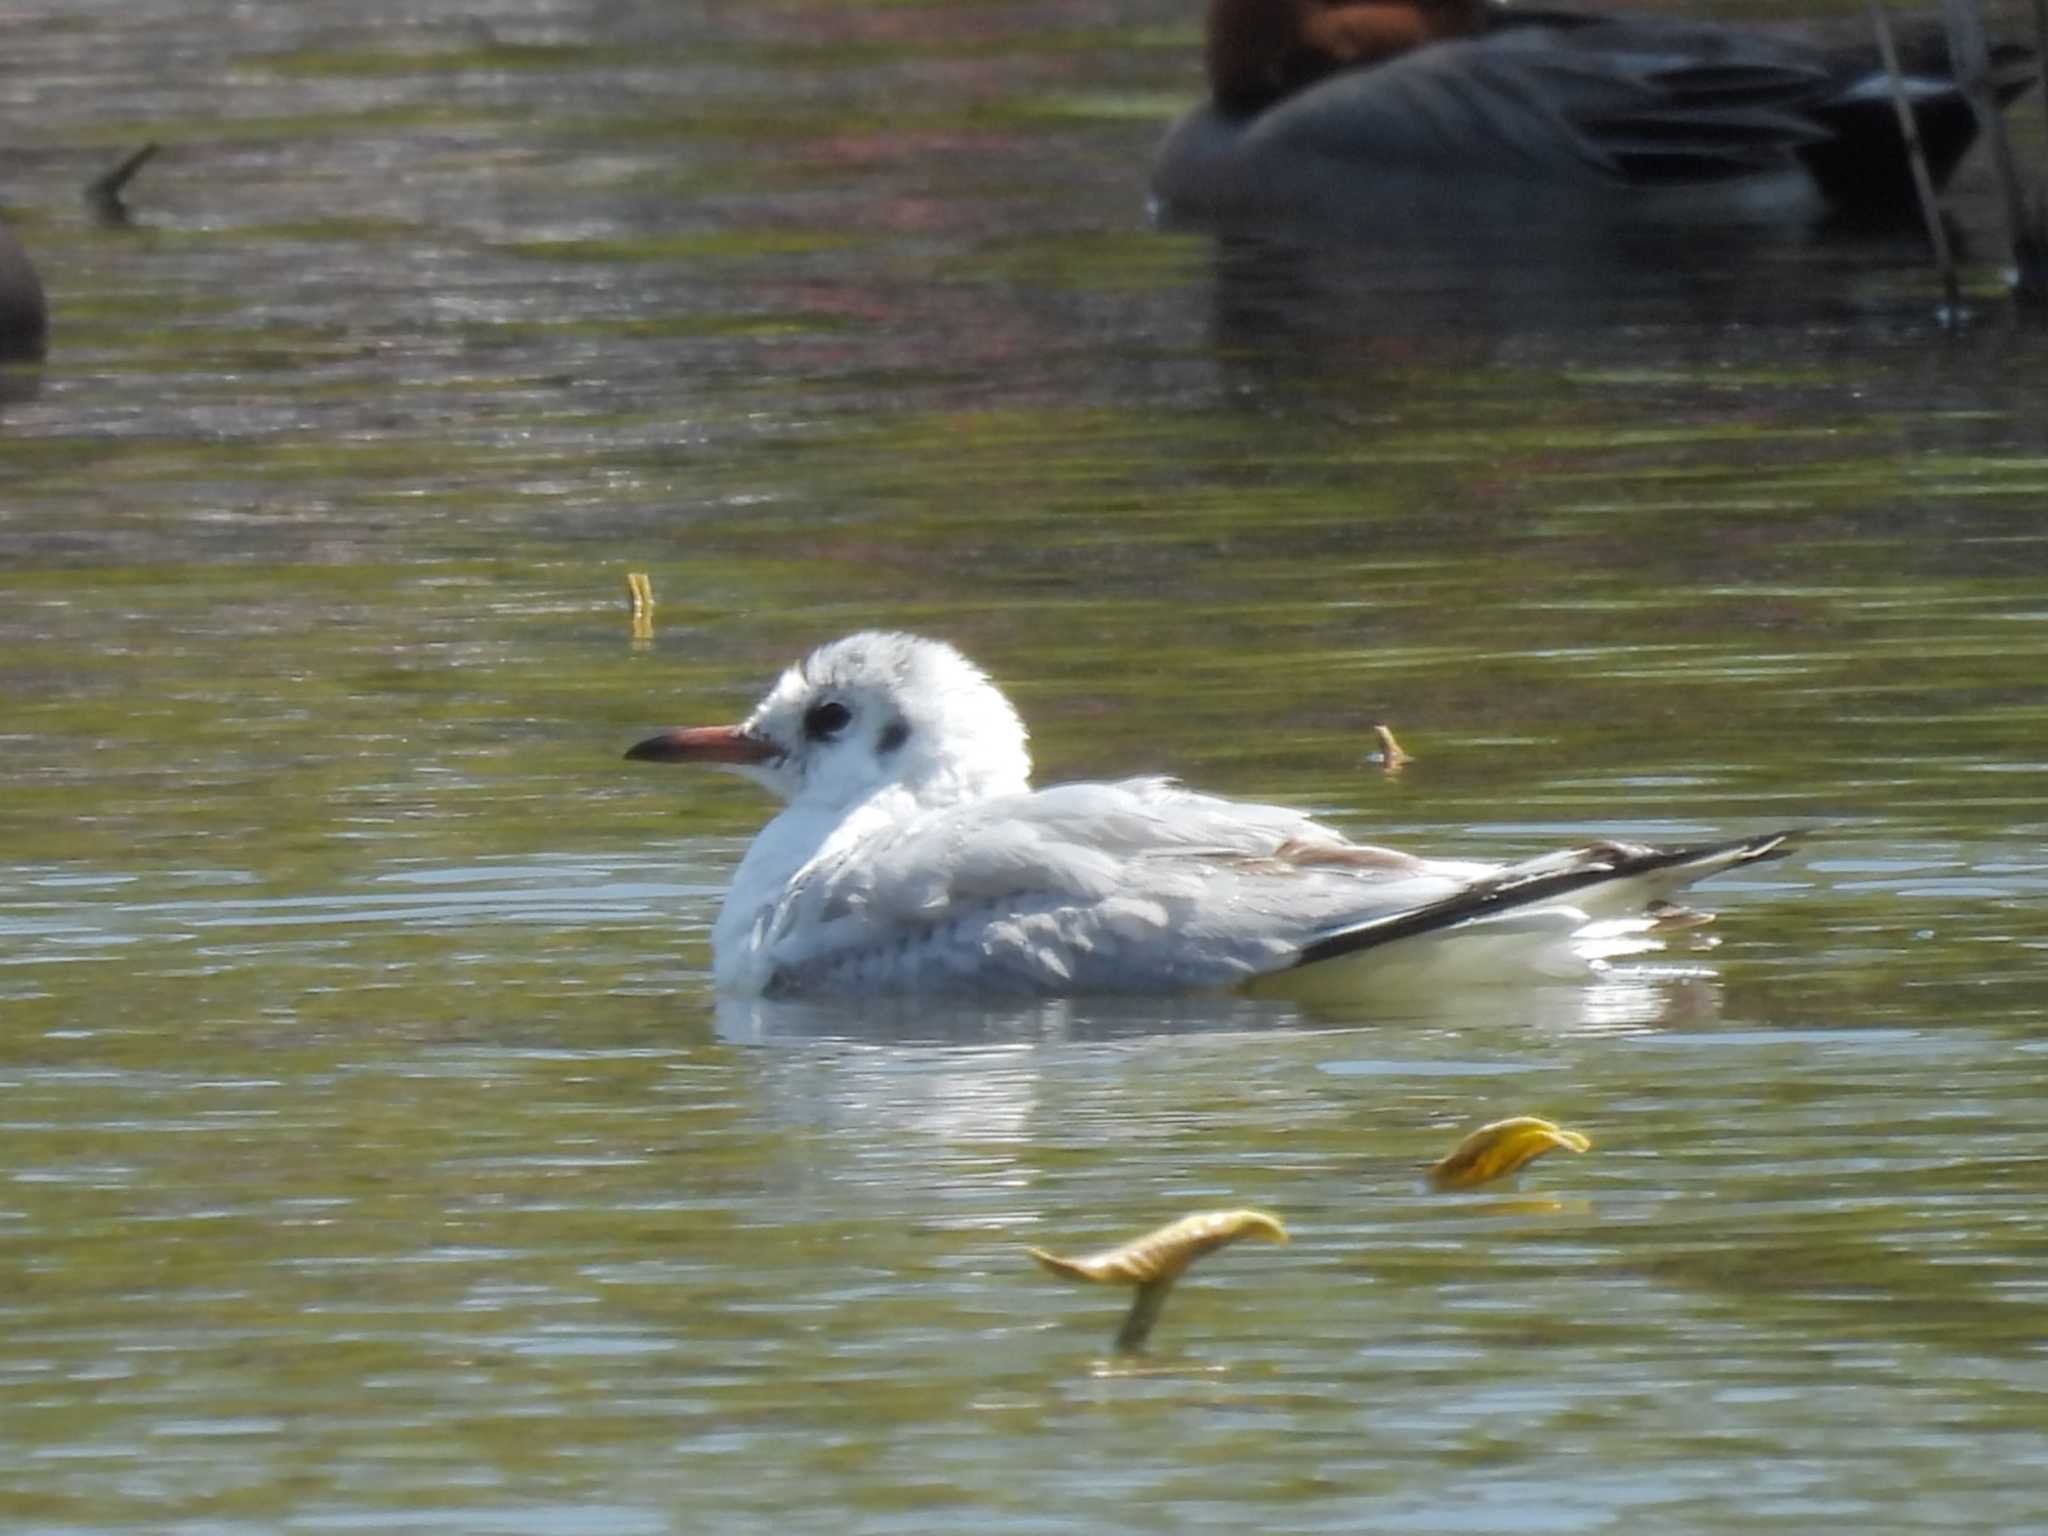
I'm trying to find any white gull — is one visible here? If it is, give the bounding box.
[625,631,1796,1000]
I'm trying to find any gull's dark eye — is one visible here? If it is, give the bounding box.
[802,699,852,741]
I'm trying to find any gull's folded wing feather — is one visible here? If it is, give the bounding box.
[755,779,1485,995]
[738,768,1795,997]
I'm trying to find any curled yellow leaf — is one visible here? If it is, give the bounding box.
[1370,722,1414,772]
[1027,1208,1288,1352]
[1429,1115,1592,1191]
[1028,1208,1288,1286]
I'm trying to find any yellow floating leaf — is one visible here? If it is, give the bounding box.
[1429,1116,1592,1191]
[625,571,655,644]
[1027,1208,1288,1286]
[1027,1208,1288,1352]
[1370,722,1414,772]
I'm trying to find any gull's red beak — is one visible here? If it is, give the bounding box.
[624,725,777,765]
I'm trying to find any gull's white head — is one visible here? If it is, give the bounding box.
[625,631,1033,813]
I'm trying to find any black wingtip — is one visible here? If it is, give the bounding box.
[1292,828,1808,972]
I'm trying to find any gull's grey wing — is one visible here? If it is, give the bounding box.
[750,778,1490,996]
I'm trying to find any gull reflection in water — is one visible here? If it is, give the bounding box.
[711,965,1725,1049]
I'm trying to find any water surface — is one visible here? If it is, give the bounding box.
[4,1,2048,1530]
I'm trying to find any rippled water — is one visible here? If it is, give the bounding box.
[5,0,2048,1530]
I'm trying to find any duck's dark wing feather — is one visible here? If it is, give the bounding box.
[1261,20,1842,189]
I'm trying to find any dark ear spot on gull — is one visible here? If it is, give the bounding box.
[876,718,909,755]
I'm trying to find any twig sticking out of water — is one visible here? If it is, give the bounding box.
[2029,0,2048,298]
[1941,0,2048,302]
[2035,0,2048,159]
[85,143,159,228]
[1868,1,1961,311]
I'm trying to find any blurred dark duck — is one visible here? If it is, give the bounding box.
[1151,0,2039,231]
[0,215,46,361]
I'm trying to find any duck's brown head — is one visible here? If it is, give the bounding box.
[1205,0,1490,116]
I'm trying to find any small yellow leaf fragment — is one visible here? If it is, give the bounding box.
[1027,1208,1288,1353]
[1370,723,1414,772]
[1428,1116,1592,1191]
[625,571,656,644]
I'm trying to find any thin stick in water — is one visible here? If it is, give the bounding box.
[1941,0,2045,300]
[1868,0,1961,310]
[84,143,159,228]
